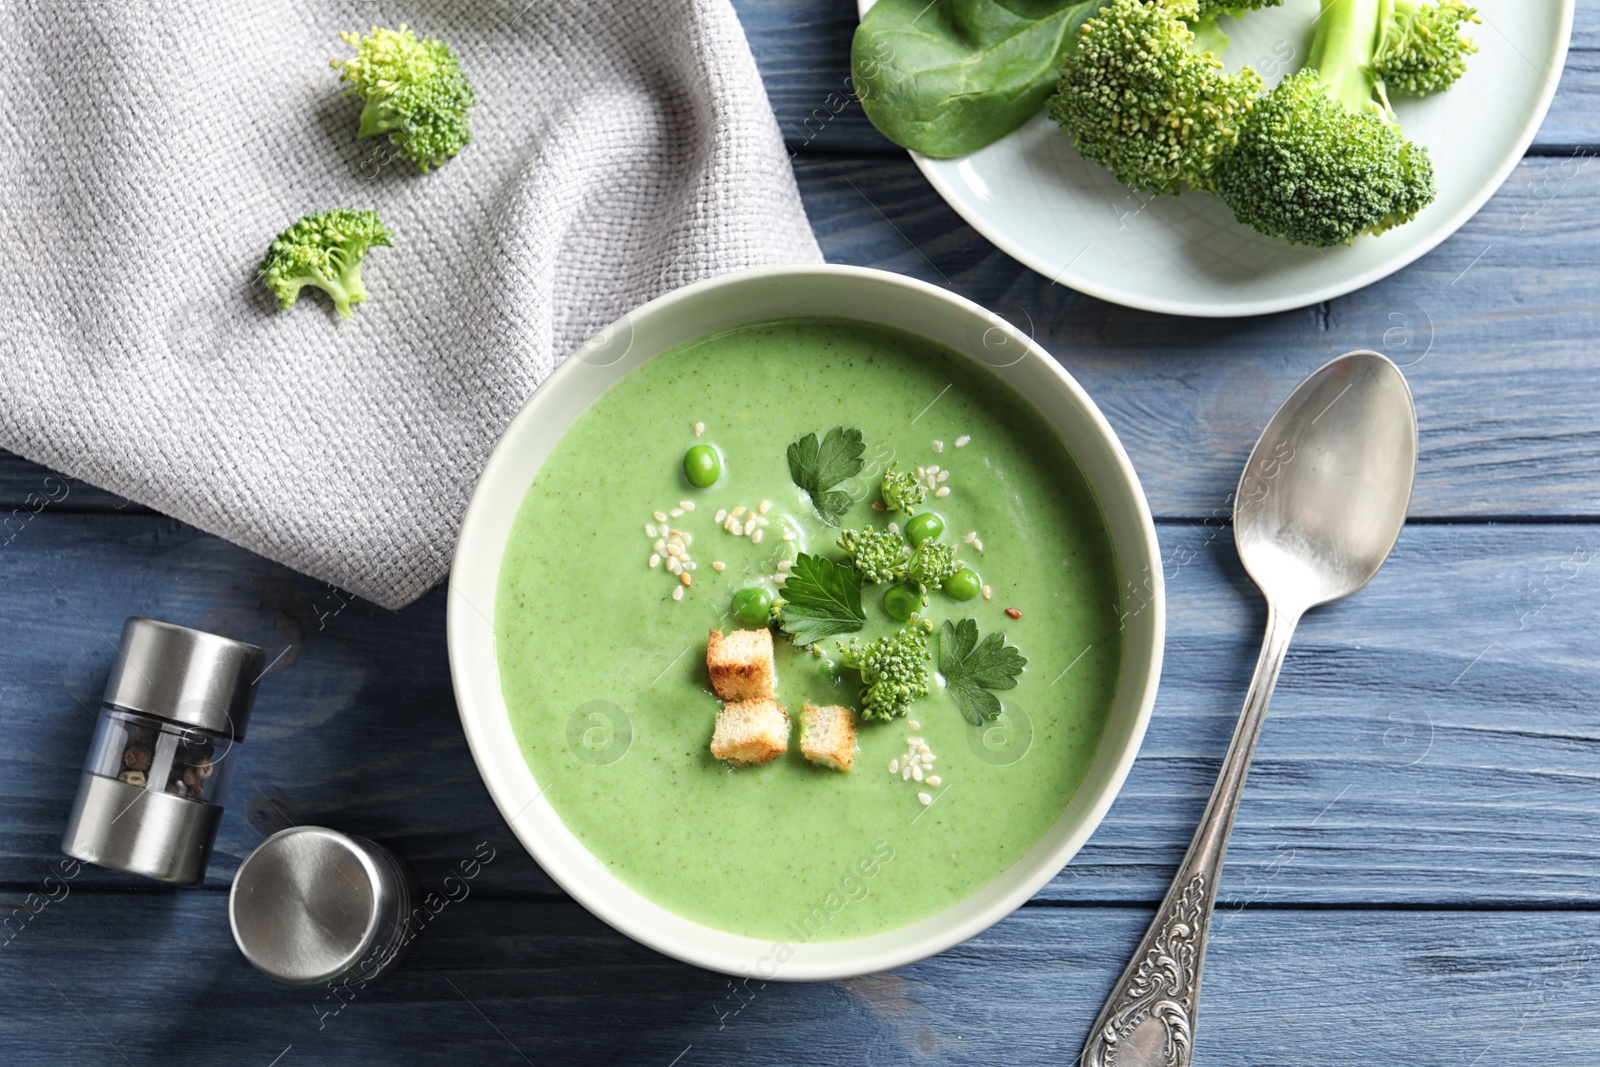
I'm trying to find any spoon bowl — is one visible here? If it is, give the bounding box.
[1235,352,1418,612]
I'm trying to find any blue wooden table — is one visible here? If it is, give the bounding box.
[5,3,1600,1063]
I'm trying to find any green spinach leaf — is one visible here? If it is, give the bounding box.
[852,0,1099,158]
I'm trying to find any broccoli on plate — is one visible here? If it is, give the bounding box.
[1050,0,1264,196]
[1214,0,1457,247]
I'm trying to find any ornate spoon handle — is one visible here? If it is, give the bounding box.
[1080,603,1302,1067]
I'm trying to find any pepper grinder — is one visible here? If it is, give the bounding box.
[62,617,264,885]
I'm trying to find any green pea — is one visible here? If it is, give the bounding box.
[882,583,921,622]
[683,444,722,488]
[944,567,982,602]
[905,512,945,546]
[730,586,773,626]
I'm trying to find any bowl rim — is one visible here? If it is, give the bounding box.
[447,264,1165,979]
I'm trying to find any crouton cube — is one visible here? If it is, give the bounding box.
[710,698,789,765]
[706,628,775,701]
[800,703,858,772]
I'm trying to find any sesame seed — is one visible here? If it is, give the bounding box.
[681,572,692,587]
[711,561,725,571]
[653,511,668,523]
[758,500,771,514]
[955,435,971,448]
[921,753,934,765]
[932,440,944,453]
[774,574,787,585]
[928,465,940,475]
[755,516,769,527]
[649,554,661,568]
[646,524,658,537]
[694,422,705,436]
[935,487,951,498]
[982,584,993,600]
[974,539,984,552]
[668,559,682,575]
[777,560,792,571]
[889,758,899,774]
[654,539,667,553]
[887,522,900,534]
[680,501,695,511]
[871,500,885,512]
[669,508,684,518]
[732,506,746,518]
[751,529,763,544]
[686,562,697,571]
[964,532,977,544]
[916,466,927,477]
[937,470,949,483]
[672,586,684,601]
[902,765,913,781]
[742,519,756,536]
[714,509,727,523]
[912,765,924,781]
[724,519,738,533]
[1006,607,1022,619]
[909,720,920,730]
[782,531,796,541]
[917,792,932,806]
[927,775,942,787]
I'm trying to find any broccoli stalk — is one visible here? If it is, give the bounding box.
[258,210,392,318]
[332,25,476,172]
[1050,0,1264,196]
[1213,0,1438,246]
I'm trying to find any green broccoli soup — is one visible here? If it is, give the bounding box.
[495,318,1124,942]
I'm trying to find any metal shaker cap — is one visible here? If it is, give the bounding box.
[104,618,264,739]
[230,827,417,985]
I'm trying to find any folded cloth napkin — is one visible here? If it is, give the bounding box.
[0,0,820,608]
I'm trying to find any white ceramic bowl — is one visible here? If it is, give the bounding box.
[448,265,1165,979]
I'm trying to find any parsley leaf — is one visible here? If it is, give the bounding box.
[938,618,1027,726]
[778,553,866,645]
[787,426,865,526]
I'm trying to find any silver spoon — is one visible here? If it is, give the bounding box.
[1080,351,1417,1067]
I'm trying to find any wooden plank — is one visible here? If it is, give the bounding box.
[2,892,1597,1066]
[736,0,1600,154]
[4,515,1597,906]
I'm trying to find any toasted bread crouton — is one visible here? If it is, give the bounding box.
[706,628,776,701]
[710,698,789,765]
[800,703,858,771]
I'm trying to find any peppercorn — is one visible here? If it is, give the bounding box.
[117,770,148,788]
[123,742,154,772]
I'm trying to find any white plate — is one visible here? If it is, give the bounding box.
[448,266,1164,979]
[856,0,1573,317]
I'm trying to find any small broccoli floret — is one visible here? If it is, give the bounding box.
[1214,0,1437,247]
[906,541,959,592]
[331,25,476,172]
[258,210,393,318]
[1051,0,1263,196]
[838,528,910,584]
[838,620,932,721]
[880,463,927,514]
[1374,1,1479,95]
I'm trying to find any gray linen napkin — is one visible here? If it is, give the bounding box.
[0,0,821,608]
